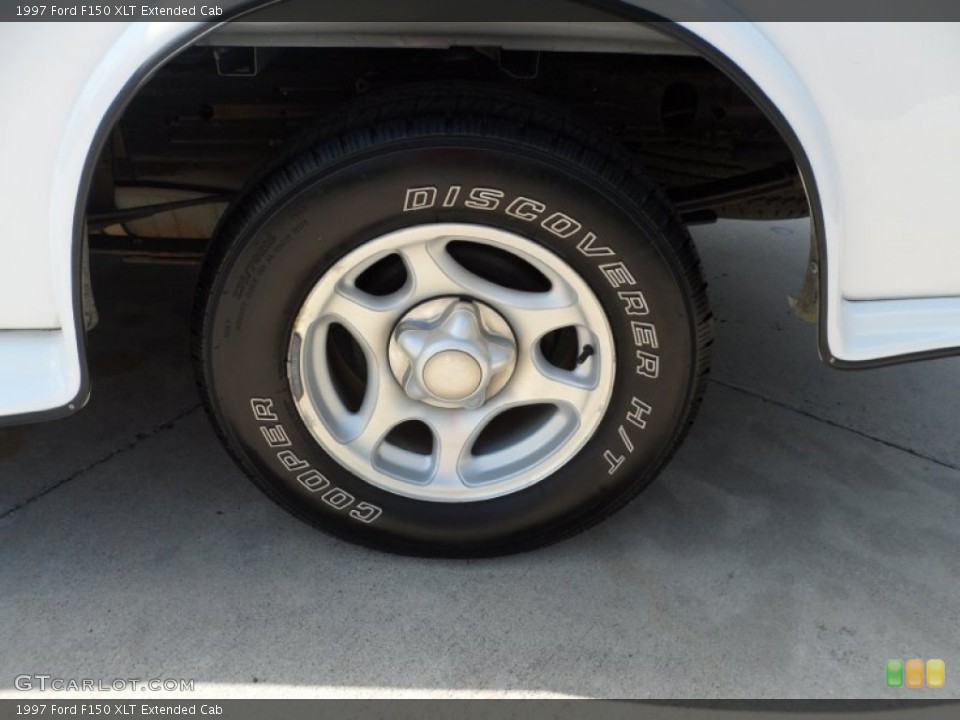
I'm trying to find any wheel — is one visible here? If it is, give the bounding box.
[194,85,711,557]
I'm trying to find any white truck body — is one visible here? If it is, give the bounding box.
[1,10,959,421]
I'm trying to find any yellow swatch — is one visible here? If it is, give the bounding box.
[926,659,945,688]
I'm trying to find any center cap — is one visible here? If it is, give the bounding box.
[388,298,517,409]
[422,350,483,400]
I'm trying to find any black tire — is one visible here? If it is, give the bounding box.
[194,85,711,557]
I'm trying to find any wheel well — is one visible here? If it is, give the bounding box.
[86,28,809,264]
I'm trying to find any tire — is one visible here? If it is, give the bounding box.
[194,85,711,557]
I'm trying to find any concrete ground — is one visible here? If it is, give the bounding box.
[1,218,958,699]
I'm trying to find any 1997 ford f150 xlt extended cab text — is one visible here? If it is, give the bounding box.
[1,2,958,555]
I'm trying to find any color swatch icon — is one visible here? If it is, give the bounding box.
[885,659,903,687]
[906,659,924,688]
[886,659,945,688]
[927,659,946,688]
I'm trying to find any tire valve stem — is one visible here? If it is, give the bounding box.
[576,344,595,365]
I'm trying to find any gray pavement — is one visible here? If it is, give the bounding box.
[1,219,958,699]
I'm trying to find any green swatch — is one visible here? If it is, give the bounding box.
[886,659,904,687]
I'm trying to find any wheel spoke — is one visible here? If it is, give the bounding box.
[323,284,406,343]
[344,366,420,453]
[398,241,473,298]
[503,302,581,353]
[400,239,579,320]
[500,356,595,408]
[425,406,492,489]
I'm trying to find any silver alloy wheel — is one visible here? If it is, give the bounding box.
[288,223,615,502]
